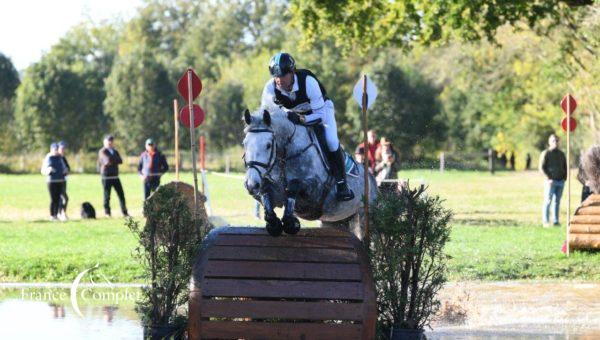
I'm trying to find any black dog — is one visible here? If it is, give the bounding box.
[81,202,96,219]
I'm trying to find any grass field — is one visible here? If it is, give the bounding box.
[2,170,600,283]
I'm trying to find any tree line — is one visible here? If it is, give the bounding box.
[0,0,597,169]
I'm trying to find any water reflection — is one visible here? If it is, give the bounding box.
[2,283,600,339]
[0,287,142,340]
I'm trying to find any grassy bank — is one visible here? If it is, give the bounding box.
[1,170,599,282]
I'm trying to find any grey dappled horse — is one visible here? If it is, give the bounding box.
[243,108,377,238]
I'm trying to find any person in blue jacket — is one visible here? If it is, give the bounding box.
[138,138,169,199]
[41,143,67,221]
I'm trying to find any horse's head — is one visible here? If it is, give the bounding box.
[242,109,277,196]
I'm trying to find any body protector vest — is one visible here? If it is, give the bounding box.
[273,69,329,115]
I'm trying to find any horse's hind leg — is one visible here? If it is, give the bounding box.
[348,210,365,240]
[320,211,364,240]
[282,179,301,235]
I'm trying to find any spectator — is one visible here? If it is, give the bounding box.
[138,138,169,199]
[499,153,507,169]
[539,134,567,227]
[57,141,70,220]
[41,143,67,221]
[98,135,128,217]
[374,137,399,190]
[580,146,600,203]
[509,152,515,170]
[355,129,379,173]
[526,153,532,170]
[577,154,592,203]
[354,145,365,164]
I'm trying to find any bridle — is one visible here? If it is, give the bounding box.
[243,128,278,181]
[243,121,323,184]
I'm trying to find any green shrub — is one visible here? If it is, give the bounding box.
[126,184,205,336]
[369,184,452,337]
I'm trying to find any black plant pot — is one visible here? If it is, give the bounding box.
[143,324,184,340]
[390,327,425,340]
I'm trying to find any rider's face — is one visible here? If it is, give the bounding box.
[274,72,294,91]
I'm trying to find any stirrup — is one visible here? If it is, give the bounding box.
[336,181,355,201]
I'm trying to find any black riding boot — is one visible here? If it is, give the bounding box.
[330,147,355,201]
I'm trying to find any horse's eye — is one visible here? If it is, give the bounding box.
[266,143,272,149]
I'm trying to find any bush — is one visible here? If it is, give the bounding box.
[126,184,206,337]
[369,184,452,337]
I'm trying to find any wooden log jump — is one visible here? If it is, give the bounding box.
[188,227,376,340]
[569,194,600,250]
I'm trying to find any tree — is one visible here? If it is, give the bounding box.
[290,0,593,53]
[0,53,19,100]
[176,0,288,81]
[202,80,246,150]
[13,23,120,152]
[351,53,445,159]
[0,53,20,152]
[104,46,176,154]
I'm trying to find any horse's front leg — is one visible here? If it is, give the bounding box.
[282,179,301,235]
[261,186,283,237]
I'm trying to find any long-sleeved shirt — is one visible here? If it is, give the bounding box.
[539,148,567,181]
[260,73,329,124]
[41,154,67,183]
[138,149,169,178]
[98,147,123,178]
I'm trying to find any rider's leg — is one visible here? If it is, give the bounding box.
[321,101,354,201]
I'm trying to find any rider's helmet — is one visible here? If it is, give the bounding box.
[269,52,295,77]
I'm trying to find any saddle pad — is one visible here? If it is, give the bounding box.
[344,152,360,178]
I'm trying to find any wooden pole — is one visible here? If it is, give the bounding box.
[361,75,370,240]
[199,135,206,193]
[173,99,180,182]
[567,94,571,256]
[188,69,199,218]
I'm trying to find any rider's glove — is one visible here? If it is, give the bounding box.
[287,112,305,125]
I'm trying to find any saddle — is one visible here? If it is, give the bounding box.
[309,124,360,178]
[289,125,360,221]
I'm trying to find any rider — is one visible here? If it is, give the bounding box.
[261,52,354,201]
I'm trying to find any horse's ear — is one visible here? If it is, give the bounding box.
[243,109,252,125]
[263,110,271,126]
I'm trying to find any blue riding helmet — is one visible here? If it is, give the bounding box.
[269,52,295,77]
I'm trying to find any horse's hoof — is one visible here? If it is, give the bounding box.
[282,215,301,235]
[265,215,283,237]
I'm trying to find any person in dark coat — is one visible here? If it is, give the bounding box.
[57,141,70,220]
[41,143,67,221]
[138,138,169,199]
[374,137,400,192]
[539,134,567,227]
[98,135,128,217]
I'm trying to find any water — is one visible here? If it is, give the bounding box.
[2,282,600,339]
[427,281,600,338]
[0,285,142,340]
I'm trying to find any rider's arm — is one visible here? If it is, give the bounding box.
[303,76,326,123]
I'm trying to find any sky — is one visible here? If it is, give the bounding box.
[0,0,143,71]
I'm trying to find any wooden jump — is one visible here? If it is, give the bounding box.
[188,227,376,340]
[570,194,600,250]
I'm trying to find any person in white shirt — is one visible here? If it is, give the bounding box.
[260,52,354,201]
